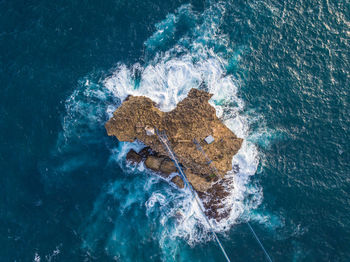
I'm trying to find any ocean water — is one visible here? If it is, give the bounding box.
[0,0,349,261]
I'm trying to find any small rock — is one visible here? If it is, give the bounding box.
[171,176,184,189]
[145,125,155,136]
[160,159,177,174]
[126,149,142,164]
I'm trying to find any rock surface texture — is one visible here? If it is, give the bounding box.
[105,88,243,219]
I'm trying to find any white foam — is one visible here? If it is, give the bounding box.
[145,192,167,209]
[105,56,202,112]
[33,253,41,262]
[215,141,262,231]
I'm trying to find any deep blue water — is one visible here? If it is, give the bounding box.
[1,0,349,261]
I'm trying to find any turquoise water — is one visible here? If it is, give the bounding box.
[1,0,349,261]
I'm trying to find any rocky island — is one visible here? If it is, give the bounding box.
[105,88,243,219]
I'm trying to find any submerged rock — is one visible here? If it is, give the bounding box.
[106,88,243,219]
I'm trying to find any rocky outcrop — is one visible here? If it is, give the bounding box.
[171,176,184,189]
[144,156,163,171]
[126,149,142,164]
[105,88,243,219]
[159,159,177,174]
[126,147,177,178]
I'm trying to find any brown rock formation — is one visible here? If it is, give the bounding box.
[159,159,177,174]
[144,156,164,171]
[126,149,142,164]
[105,88,243,219]
[171,176,185,189]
